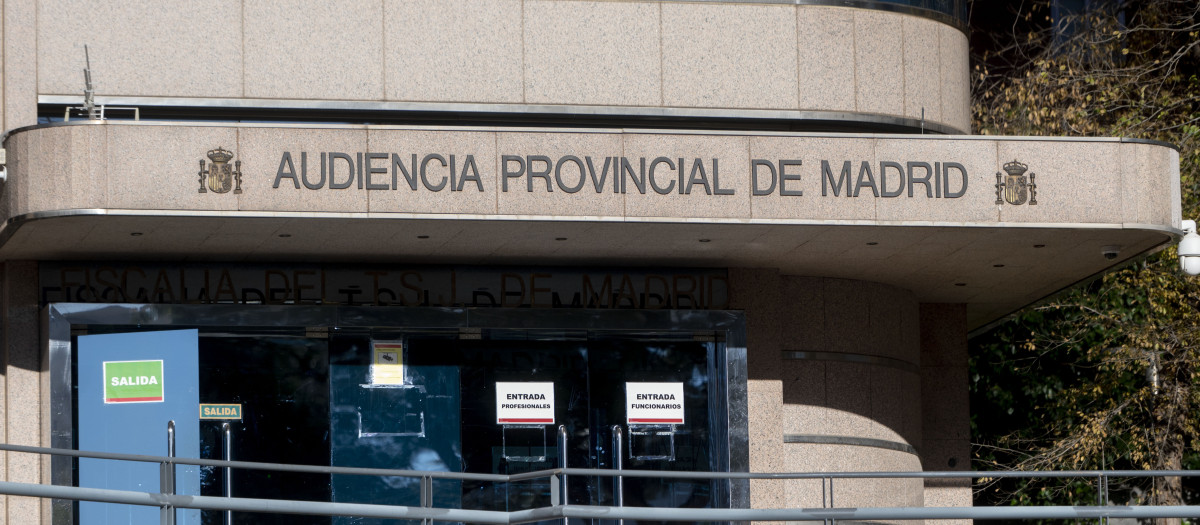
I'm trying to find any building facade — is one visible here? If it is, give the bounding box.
[0,0,1182,523]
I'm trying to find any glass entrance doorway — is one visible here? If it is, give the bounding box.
[329,334,730,523]
[422,338,720,512]
[51,305,746,524]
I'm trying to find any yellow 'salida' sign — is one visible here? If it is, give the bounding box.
[199,403,242,420]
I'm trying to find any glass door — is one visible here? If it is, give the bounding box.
[408,340,590,514]
[54,305,745,525]
[197,335,331,525]
[586,339,718,512]
[76,330,726,525]
[390,336,725,522]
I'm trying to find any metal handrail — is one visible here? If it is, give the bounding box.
[2,480,1200,523]
[4,442,1195,482]
[4,442,1200,522]
[0,443,512,482]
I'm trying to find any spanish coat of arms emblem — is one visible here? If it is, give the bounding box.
[198,147,243,194]
[995,160,1037,206]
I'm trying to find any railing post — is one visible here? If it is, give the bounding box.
[558,424,569,525]
[829,476,835,508]
[612,425,624,525]
[1105,473,1111,525]
[161,420,176,525]
[822,476,829,525]
[223,422,233,525]
[420,475,434,525]
[829,476,836,525]
[1097,473,1109,525]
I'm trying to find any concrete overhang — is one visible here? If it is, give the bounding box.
[0,121,1182,329]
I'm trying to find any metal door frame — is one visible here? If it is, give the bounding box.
[46,303,749,524]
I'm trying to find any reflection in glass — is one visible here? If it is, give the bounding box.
[197,336,331,525]
[75,328,731,525]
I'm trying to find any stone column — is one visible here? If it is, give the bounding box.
[734,270,925,515]
[3,261,42,523]
[728,268,786,510]
[919,303,972,523]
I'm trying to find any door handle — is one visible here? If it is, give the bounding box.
[612,424,624,515]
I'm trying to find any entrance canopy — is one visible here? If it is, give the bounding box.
[1,121,1181,329]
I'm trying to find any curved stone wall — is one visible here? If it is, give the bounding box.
[36,1,971,132]
[2,122,1179,230]
[732,271,924,509]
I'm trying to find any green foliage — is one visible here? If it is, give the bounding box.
[970,0,1200,514]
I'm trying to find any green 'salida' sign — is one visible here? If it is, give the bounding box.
[103,360,164,403]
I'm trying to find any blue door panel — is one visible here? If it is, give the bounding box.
[78,329,200,525]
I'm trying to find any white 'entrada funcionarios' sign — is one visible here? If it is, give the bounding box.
[496,382,555,424]
[626,382,684,424]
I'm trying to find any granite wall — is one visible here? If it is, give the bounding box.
[31,1,970,132]
[730,269,971,517]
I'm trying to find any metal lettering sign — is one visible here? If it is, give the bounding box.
[269,150,978,201]
[186,139,1068,211]
[40,264,730,310]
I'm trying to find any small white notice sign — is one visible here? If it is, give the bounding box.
[496,382,555,424]
[626,382,685,424]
